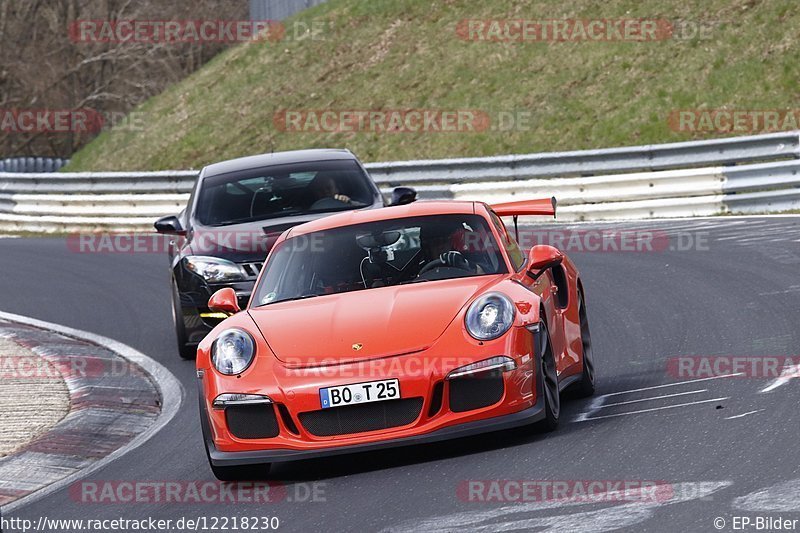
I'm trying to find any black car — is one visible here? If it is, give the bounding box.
[154,149,416,359]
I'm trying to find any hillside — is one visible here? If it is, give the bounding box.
[66,0,800,171]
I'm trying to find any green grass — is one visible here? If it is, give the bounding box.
[65,0,800,171]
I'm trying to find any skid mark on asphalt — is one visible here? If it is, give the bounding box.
[383,482,731,533]
[574,373,742,422]
[577,397,729,421]
[601,389,708,407]
[724,409,764,420]
[760,363,800,393]
[734,479,800,512]
[757,285,800,296]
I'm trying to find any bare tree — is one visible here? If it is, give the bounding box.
[0,0,248,158]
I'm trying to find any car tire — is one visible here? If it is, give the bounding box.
[574,290,596,398]
[171,281,196,360]
[535,319,560,432]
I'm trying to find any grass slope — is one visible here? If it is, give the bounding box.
[66,0,800,170]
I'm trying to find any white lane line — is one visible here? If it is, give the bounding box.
[603,373,743,397]
[600,389,708,408]
[760,363,800,393]
[577,397,729,422]
[725,409,764,420]
[0,310,184,514]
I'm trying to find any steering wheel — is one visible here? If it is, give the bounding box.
[418,252,472,276]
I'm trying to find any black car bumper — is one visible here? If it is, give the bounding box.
[177,280,254,344]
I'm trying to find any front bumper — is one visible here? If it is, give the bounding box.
[198,323,551,466]
[202,392,545,466]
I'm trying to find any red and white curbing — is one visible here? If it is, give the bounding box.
[0,311,183,513]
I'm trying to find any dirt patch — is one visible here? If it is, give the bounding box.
[0,337,70,457]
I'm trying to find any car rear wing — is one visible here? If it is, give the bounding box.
[491,197,557,219]
[491,197,557,243]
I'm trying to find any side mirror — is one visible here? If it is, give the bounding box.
[154,215,185,235]
[527,245,564,278]
[391,187,417,206]
[208,288,241,316]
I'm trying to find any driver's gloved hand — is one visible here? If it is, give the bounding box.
[440,251,471,270]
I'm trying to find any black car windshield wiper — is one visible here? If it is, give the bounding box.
[211,211,303,226]
[398,278,432,285]
[263,293,323,306]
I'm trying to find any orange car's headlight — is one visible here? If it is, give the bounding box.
[465,293,515,341]
[211,328,255,375]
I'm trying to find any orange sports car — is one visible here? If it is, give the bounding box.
[196,198,595,480]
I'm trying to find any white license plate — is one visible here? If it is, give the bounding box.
[320,379,400,409]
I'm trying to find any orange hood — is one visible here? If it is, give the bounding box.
[248,276,503,366]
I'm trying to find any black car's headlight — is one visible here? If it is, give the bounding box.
[184,256,246,283]
[465,292,515,341]
[211,329,255,375]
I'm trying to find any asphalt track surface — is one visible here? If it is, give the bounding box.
[2,216,800,532]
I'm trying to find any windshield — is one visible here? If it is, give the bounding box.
[253,214,508,306]
[195,160,375,226]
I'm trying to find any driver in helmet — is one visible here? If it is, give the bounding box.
[417,222,483,277]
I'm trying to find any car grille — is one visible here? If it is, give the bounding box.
[299,397,424,437]
[240,262,264,279]
[225,404,280,439]
[448,370,505,412]
[428,381,444,417]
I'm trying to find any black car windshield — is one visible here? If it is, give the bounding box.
[253,214,508,306]
[195,160,375,226]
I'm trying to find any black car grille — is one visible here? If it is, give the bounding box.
[448,370,505,412]
[240,262,264,279]
[225,404,280,439]
[428,381,444,417]
[299,397,424,437]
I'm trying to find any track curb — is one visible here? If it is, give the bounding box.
[0,311,183,514]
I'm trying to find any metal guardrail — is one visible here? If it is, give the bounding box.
[366,131,800,187]
[0,131,799,232]
[249,0,329,21]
